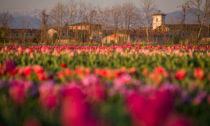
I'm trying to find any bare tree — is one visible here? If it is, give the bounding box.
[40,9,49,44]
[110,4,123,42]
[122,2,142,43]
[0,11,13,29]
[66,0,78,42]
[188,0,210,41]
[21,20,30,44]
[50,2,68,43]
[66,0,78,25]
[97,7,112,43]
[178,1,191,40]
[140,0,156,43]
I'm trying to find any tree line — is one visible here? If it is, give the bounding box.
[0,0,209,44]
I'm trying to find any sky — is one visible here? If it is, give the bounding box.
[0,0,186,13]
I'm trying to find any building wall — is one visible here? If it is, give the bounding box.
[48,29,57,38]
[69,26,90,30]
[153,15,165,30]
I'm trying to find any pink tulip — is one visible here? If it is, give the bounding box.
[4,59,17,73]
[114,74,132,88]
[9,84,25,105]
[61,87,99,126]
[39,81,57,110]
[82,74,99,86]
[30,53,34,59]
[86,84,106,104]
[126,90,174,126]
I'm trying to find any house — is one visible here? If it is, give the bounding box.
[152,13,210,40]
[68,22,102,32]
[48,28,58,39]
[152,13,166,30]
[154,24,210,38]
[102,33,130,44]
[128,30,171,43]
[6,29,41,42]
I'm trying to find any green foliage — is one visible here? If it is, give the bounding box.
[172,34,180,44]
[0,27,5,43]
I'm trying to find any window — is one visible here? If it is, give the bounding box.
[156,18,158,22]
[16,33,18,37]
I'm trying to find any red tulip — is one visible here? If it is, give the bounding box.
[194,67,205,79]
[176,69,187,80]
[33,65,44,74]
[0,64,2,71]
[154,67,166,75]
[61,63,67,68]
[23,66,33,76]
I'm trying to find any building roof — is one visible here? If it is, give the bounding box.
[110,33,118,39]
[128,30,170,36]
[69,22,101,27]
[156,24,209,31]
[9,29,41,33]
[152,13,166,16]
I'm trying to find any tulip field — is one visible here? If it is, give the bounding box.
[0,44,210,126]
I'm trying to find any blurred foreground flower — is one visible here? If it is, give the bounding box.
[194,67,205,79]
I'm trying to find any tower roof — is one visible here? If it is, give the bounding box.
[152,13,166,16]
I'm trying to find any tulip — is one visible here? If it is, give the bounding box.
[142,69,149,76]
[4,59,17,73]
[86,84,106,104]
[33,65,44,74]
[82,74,99,86]
[126,90,174,126]
[30,53,34,59]
[0,64,2,71]
[194,67,205,79]
[61,87,98,126]
[23,66,33,76]
[39,81,57,110]
[175,69,187,80]
[9,84,25,105]
[61,63,67,68]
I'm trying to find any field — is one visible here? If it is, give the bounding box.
[0,44,210,126]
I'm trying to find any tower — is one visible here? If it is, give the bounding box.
[152,14,166,30]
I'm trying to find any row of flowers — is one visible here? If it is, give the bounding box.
[1,44,210,51]
[1,60,209,86]
[1,70,210,126]
[1,44,210,54]
[0,61,210,125]
[0,44,209,126]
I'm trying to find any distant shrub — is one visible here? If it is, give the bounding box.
[0,27,5,43]
[173,35,180,44]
